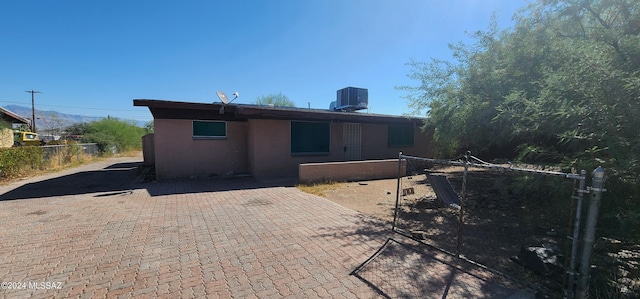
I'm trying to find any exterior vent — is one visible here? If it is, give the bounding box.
[335,87,368,112]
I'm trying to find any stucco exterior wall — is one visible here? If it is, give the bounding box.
[299,159,406,183]
[361,123,432,159]
[141,133,155,166]
[247,119,433,180]
[247,119,344,180]
[151,117,432,181]
[154,119,248,180]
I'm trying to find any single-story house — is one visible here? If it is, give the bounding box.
[0,107,30,148]
[133,99,433,180]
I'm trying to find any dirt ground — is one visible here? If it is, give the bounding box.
[321,166,634,297]
[323,178,400,221]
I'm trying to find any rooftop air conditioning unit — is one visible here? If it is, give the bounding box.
[335,87,368,112]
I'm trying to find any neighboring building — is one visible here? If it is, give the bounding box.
[134,99,433,180]
[0,107,30,148]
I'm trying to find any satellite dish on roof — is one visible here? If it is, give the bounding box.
[216,91,230,104]
[216,90,239,114]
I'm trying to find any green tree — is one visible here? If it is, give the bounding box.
[399,0,640,250]
[400,16,517,157]
[64,122,91,136]
[81,118,146,153]
[254,93,295,107]
[15,123,31,132]
[400,0,639,175]
[144,120,154,133]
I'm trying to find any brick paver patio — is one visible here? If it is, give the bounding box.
[0,156,532,298]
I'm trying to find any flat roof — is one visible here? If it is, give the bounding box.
[134,99,425,125]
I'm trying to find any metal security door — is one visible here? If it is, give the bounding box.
[343,123,361,161]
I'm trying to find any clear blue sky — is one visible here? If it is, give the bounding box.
[1,0,530,123]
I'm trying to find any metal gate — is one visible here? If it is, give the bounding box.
[343,123,361,161]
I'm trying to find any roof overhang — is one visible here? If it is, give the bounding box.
[133,99,425,125]
[0,107,30,124]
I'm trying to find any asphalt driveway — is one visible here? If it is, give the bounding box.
[0,155,530,298]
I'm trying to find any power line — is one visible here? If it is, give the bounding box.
[0,100,153,123]
[0,100,143,112]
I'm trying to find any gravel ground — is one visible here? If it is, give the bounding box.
[322,168,567,296]
[321,167,640,298]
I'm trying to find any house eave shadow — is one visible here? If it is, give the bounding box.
[140,175,298,197]
[0,162,143,201]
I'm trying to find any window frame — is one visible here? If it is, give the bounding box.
[192,120,227,140]
[290,121,331,156]
[387,124,415,147]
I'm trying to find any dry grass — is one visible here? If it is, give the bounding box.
[46,150,93,170]
[44,150,143,171]
[295,180,344,197]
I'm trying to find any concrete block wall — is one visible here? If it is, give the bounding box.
[299,159,406,183]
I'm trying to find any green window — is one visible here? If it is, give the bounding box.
[291,121,330,155]
[387,124,414,147]
[193,120,226,139]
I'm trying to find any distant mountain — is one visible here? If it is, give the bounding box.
[3,105,146,131]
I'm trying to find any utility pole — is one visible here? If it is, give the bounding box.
[25,90,41,132]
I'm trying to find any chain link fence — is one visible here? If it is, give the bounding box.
[41,143,100,164]
[388,153,604,298]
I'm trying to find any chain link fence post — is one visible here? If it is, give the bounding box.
[456,150,470,256]
[576,166,606,298]
[393,151,403,231]
[567,169,587,299]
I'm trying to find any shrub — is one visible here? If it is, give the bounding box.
[44,144,90,168]
[81,118,146,154]
[0,147,45,178]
